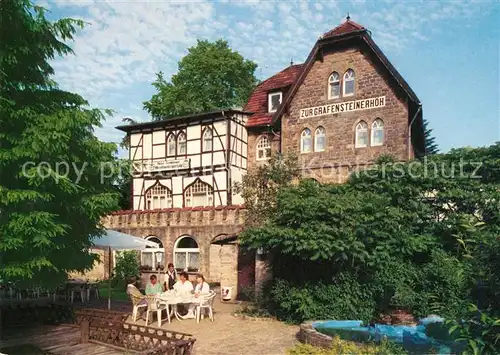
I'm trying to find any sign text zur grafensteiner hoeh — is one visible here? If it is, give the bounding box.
[300,96,386,119]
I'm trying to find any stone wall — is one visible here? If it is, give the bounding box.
[298,321,334,349]
[282,46,412,184]
[101,206,244,291]
[68,249,108,280]
[247,130,281,171]
[210,243,238,297]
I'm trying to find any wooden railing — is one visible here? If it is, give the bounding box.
[78,308,195,354]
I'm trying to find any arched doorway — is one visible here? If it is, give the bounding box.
[174,236,200,272]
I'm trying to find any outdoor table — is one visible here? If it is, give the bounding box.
[157,291,199,321]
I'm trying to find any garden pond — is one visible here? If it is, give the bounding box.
[313,316,465,354]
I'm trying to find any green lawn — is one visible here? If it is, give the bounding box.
[97,281,129,301]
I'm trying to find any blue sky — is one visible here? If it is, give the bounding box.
[42,0,499,157]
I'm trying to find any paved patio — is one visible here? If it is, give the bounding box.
[82,297,299,355]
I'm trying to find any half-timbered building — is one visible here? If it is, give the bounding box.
[95,17,424,299]
[120,109,249,211]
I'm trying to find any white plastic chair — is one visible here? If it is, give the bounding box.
[196,290,216,323]
[145,296,170,327]
[86,283,100,301]
[70,285,85,303]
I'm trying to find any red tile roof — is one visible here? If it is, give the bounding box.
[322,19,365,39]
[245,64,303,128]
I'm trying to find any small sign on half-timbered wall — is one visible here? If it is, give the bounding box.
[120,110,249,210]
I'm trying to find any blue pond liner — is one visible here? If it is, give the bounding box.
[313,319,454,354]
[312,320,363,328]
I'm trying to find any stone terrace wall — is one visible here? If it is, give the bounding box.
[102,206,245,285]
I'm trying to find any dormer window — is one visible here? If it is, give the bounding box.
[268,92,282,113]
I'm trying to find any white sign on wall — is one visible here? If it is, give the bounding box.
[300,96,386,119]
[133,159,190,173]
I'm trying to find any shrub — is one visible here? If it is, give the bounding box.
[269,276,376,323]
[287,337,407,355]
[113,250,140,288]
[445,304,500,354]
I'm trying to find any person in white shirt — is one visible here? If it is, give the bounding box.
[189,274,210,317]
[194,274,210,296]
[173,271,193,293]
[173,272,195,318]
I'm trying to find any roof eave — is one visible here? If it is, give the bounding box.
[115,109,252,132]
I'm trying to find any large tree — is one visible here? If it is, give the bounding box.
[143,39,258,120]
[0,0,120,288]
[423,118,439,154]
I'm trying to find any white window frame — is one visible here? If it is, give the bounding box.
[167,133,176,157]
[355,121,368,148]
[184,179,213,207]
[202,128,213,152]
[173,236,200,272]
[268,92,282,113]
[314,126,326,152]
[343,69,355,97]
[371,118,384,146]
[256,135,271,161]
[141,236,164,271]
[301,128,312,153]
[328,72,340,99]
[145,182,173,210]
[177,131,187,155]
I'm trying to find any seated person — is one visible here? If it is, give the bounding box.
[190,274,210,318]
[127,276,147,307]
[145,274,163,295]
[173,272,194,318]
[194,274,210,297]
[173,271,193,294]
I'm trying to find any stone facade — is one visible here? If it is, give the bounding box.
[247,130,280,171]
[100,206,244,298]
[69,249,109,280]
[282,46,411,184]
[91,19,422,300]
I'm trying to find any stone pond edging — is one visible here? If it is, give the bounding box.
[298,321,333,349]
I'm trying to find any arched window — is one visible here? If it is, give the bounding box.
[343,69,355,97]
[141,236,164,270]
[314,126,326,152]
[301,128,312,153]
[328,72,340,99]
[355,121,368,148]
[202,128,213,151]
[177,131,187,155]
[184,179,213,207]
[256,135,271,161]
[167,133,176,157]
[145,182,172,210]
[371,119,384,146]
[174,236,199,272]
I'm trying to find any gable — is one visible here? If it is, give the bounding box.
[244,64,303,128]
[272,31,421,126]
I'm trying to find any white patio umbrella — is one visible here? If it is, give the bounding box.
[91,229,159,309]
